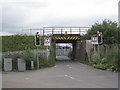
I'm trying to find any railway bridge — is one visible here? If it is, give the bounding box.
[43,27,90,61]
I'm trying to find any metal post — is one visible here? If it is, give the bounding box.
[61,28,62,37]
[70,27,72,37]
[79,27,81,36]
[37,46,39,69]
[43,28,44,36]
[98,44,100,58]
[52,28,54,36]
[94,45,96,56]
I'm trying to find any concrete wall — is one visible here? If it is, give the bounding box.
[86,40,92,61]
[73,40,89,61]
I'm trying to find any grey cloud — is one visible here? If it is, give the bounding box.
[2,2,49,35]
[31,15,117,27]
[2,3,29,34]
[2,15,117,35]
[1,1,118,36]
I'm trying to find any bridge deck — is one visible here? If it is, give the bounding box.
[53,34,80,37]
[54,34,81,42]
[43,27,90,36]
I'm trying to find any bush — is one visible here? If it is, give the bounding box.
[90,46,119,72]
[68,51,73,58]
[39,52,55,68]
[21,49,36,70]
[21,49,36,61]
[39,53,48,68]
[94,64,107,70]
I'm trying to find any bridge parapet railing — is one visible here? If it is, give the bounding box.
[43,27,90,36]
[21,27,90,36]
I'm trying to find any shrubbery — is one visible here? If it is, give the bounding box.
[82,20,119,72]
[2,48,55,71]
[21,49,36,70]
[90,46,119,72]
[2,35,55,71]
[2,35,46,52]
[68,51,73,58]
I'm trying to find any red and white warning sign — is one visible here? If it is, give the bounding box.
[44,37,51,46]
[91,36,98,45]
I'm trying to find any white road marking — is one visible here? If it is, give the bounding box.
[69,67,72,68]
[64,75,75,79]
[54,66,57,67]
[69,76,74,79]
[56,75,75,80]
[67,65,72,68]
[64,75,68,77]
[25,77,30,80]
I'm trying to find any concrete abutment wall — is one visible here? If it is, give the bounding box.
[72,40,89,61]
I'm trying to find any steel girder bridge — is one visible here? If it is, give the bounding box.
[43,27,90,43]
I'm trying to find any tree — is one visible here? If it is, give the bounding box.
[84,20,118,44]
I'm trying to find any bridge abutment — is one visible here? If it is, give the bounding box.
[73,40,88,61]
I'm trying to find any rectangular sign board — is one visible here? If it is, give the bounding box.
[91,36,98,45]
[44,37,51,46]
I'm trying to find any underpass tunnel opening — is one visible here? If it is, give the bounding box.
[55,43,73,61]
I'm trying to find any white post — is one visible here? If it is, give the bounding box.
[31,61,34,70]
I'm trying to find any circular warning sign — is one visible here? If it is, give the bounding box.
[44,37,51,46]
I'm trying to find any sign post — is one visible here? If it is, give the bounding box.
[44,37,51,59]
[91,32,103,58]
[44,37,51,46]
[97,31,102,58]
[91,36,98,56]
[35,32,40,69]
[91,36,98,45]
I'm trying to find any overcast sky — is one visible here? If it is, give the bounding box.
[1,0,119,36]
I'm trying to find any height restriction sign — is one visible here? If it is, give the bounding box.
[91,36,98,45]
[44,37,51,46]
